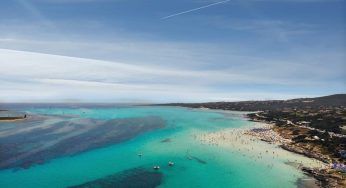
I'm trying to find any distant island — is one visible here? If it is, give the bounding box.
[0,110,27,121]
[158,94,346,187]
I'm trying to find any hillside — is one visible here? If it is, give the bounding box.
[159,94,346,134]
[163,94,346,111]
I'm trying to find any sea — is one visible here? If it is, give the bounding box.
[0,104,317,188]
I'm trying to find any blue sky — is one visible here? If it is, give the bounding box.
[0,0,345,103]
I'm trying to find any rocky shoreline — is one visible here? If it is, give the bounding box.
[246,117,345,188]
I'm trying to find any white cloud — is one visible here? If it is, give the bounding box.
[0,48,344,103]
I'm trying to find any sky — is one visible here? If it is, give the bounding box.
[0,0,345,103]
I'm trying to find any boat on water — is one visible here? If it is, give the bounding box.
[153,166,160,170]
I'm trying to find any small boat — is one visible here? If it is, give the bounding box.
[153,166,160,170]
[138,153,143,157]
[168,161,174,166]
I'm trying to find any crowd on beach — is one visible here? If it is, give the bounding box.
[243,124,291,144]
[193,125,327,172]
[191,122,345,187]
[331,163,346,173]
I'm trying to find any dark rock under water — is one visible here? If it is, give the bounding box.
[296,177,320,188]
[190,156,207,164]
[0,116,165,169]
[69,168,163,188]
[160,138,171,143]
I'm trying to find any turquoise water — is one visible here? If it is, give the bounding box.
[0,106,308,188]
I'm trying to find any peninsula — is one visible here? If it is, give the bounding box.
[159,94,346,187]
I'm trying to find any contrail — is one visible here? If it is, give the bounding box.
[161,0,231,20]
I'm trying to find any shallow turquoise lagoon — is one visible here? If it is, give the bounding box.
[0,106,309,188]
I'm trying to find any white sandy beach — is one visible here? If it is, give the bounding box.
[193,122,327,170]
